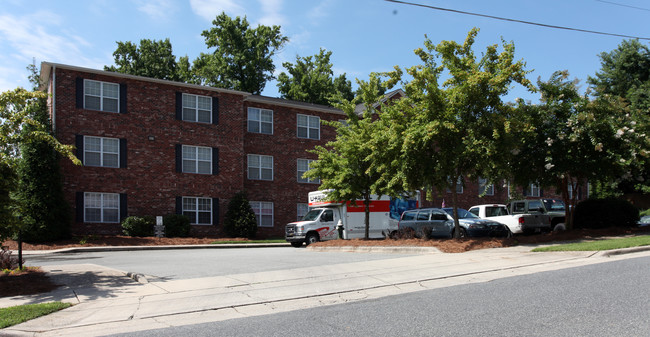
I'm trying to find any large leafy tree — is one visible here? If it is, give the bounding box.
[587,39,650,194]
[194,12,288,94]
[105,39,185,82]
[304,75,395,239]
[388,28,534,237]
[511,71,644,228]
[277,49,353,105]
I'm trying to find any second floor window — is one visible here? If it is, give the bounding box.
[182,93,212,123]
[248,154,273,180]
[478,177,494,196]
[248,107,273,134]
[84,79,119,113]
[182,145,212,174]
[297,159,319,183]
[297,114,320,140]
[84,136,119,168]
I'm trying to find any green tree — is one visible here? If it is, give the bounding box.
[304,75,396,239]
[223,192,257,239]
[105,38,184,82]
[588,39,650,194]
[15,97,72,242]
[388,29,534,237]
[511,71,647,228]
[277,48,353,105]
[194,12,288,94]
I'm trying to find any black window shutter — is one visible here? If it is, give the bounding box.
[212,147,219,175]
[212,97,219,125]
[175,144,182,173]
[539,188,544,197]
[212,198,219,225]
[523,187,528,197]
[175,92,183,120]
[119,83,127,113]
[76,192,84,222]
[75,135,84,164]
[119,138,127,168]
[120,193,127,221]
[176,196,183,215]
[76,78,84,109]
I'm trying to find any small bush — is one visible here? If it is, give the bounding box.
[223,192,258,239]
[640,209,650,217]
[574,198,639,229]
[121,216,155,237]
[0,247,22,270]
[163,214,191,238]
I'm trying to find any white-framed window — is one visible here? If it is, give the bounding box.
[297,159,319,183]
[182,145,212,174]
[251,201,273,227]
[297,203,309,221]
[247,154,273,180]
[182,197,212,225]
[529,183,540,197]
[84,79,119,112]
[84,136,119,168]
[247,107,273,134]
[568,183,574,199]
[84,192,119,223]
[446,177,463,194]
[297,114,320,140]
[478,177,494,196]
[182,93,212,123]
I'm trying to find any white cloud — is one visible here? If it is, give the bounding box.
[308,0,334,23]
[135,0,176,21]
[189,0,245,21]
[258,0,285,26]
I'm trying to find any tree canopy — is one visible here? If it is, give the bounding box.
[388,29,534,236]
[277,48,353,105]
[193,12,288,94]
[104,38,184,82]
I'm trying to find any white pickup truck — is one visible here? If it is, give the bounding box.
[468,204,551,234]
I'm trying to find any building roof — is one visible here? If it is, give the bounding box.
[245,95,344,115]
[354,88,406,114]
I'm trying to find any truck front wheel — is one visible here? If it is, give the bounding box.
[305,233,319,246]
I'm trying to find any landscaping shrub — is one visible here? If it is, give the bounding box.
[0,247,22,270]
[223,192,258,239]
[574,198,639,229]
[640,208,650,217]
[163,214,191,238]
[121,216,154,237]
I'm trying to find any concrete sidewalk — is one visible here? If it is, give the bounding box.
[2,245,650,336]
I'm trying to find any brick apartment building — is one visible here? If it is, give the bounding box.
[40,62,585,238]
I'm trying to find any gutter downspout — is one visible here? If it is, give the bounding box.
[52,65,56,134]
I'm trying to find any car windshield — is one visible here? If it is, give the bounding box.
[301,209,322,221]
[542,199,565,212]
[443,208,478,219]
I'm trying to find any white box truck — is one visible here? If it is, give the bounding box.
[285,190,419,247]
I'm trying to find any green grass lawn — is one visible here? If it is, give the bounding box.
[0,302,72,329]
[532,235,650,252]
[211,239,287,244]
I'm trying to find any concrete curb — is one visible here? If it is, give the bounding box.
[596,245,650,257]
[307,245,442,254]
[20,243,290,255]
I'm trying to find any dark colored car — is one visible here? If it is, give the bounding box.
[398,208,454,238]
[442,208,511,238]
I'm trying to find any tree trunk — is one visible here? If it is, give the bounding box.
[451,184,461,239]
[18,230,23,270]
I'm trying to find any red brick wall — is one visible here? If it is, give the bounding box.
[243,100,344,238]
[54,67,246,236]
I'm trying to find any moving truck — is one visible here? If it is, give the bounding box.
[285,190,419,247]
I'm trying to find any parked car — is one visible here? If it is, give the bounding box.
[397,208,455,238]
[638,215,650,227]
[468,204,551,234]
[442,208,511,238]
[506,199,564,232]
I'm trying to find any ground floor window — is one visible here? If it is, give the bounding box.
[251,201,273,227]
[183,197,212,224]
[84,192,119,223]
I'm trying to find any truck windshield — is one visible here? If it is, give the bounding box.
[542,199,565,212]
[301,209,322,221]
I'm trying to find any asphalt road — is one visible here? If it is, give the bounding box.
[26,247,416,280]
[108,255,650,337]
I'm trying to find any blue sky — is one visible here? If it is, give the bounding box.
[2,0,649,102]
